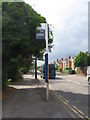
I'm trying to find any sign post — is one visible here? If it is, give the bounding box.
[36,23,49,101]
[45,22,49,101]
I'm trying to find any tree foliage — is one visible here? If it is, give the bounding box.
[74,52,89,67]
[2,2,53,86]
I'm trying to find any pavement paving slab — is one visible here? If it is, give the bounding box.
[2,77,75,118]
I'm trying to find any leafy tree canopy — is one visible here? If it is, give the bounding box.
[74,51,90,67]
[2,2,53,60]
[2,2,53,86]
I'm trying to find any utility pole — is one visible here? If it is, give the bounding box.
[45,22,49,101]
[35,55,37,79]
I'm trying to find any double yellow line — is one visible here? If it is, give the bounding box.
[39,79,88,119]
[50,87,88,119]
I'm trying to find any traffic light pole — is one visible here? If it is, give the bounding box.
[45,22,49,101]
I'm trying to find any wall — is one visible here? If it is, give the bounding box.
[76,67,87,76]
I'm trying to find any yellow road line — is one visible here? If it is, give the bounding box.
[38,79,86,119]
[73,106,84,115]
[71,107,79,115]
[52,91,83,118]
[49,85,87,118]
[51,89,85,119]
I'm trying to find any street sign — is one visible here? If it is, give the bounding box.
[36,31,45,40]
[36,23,45,40]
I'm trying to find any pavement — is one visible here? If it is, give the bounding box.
[2,74,79,119]
[0,93,2,120]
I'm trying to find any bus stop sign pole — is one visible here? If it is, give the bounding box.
[36,23,49,101]
[45,22,49,101]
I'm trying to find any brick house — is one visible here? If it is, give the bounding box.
[53,56,75,70]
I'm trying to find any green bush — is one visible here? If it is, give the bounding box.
[68,69,75,74]
[2,65,7,87]
[57,67,62,72]
[63,68,69,74]
[7,60,19,82]
[7,79,12,85]
[19,67,24,73]
[63,68,75,74]
[68,69,72,74]
[19,66,29,74]
[57,67,60,72]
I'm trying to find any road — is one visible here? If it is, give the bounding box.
[38,73,89,118]
[2,71,89,119]
[2,73,78,119]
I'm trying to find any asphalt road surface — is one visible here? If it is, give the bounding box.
[39,73,89,118]
[2,71,89,119]
[2,74,78,119]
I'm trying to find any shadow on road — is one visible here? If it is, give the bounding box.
[52,90,88,118]
[54,77,63,80]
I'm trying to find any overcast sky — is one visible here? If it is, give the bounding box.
[23,0,89,66]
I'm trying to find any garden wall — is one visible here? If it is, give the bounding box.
[76,67,87,76]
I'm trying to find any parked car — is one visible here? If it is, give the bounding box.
[87,66,90,83]
[41,64,56,79]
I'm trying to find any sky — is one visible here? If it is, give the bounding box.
[23,0,89,66]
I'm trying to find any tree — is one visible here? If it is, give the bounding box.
[74,51,88,67]
[2,2,53,86]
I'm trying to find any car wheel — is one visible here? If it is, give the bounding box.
[43,76,45,79]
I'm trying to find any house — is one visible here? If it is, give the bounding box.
[53,56,75,70]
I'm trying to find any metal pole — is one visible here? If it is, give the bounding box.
[46,23,48,53]
[45,22,49,101]
[46,82,49,101]
[35,55,37,79]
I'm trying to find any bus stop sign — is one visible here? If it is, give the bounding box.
[36,23,45,40]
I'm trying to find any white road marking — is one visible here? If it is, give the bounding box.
[67,80,88,86]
